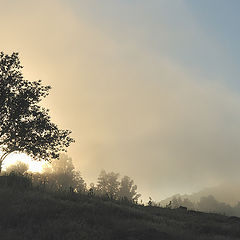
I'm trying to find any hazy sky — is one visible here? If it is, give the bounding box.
[1,0,240,200]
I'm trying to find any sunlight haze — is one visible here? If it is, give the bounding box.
[2,152,44,173]
[1,0,240,201]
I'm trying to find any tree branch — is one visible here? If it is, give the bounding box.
[0,151,14,173]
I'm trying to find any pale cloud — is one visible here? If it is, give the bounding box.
[1,0,240,200]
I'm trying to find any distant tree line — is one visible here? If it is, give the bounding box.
[4,155,240,216]
[90,170,141,202]
[155,195,240,217]
[3,154,141,203]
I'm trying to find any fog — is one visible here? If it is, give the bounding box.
[1,0,240,201]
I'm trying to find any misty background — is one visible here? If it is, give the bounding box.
[1,0,240,201]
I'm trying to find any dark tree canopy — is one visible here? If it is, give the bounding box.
[0,52,74,169]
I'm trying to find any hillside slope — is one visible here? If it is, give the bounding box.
[0,184,240,240]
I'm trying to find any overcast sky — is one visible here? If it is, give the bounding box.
[1,0,240,200]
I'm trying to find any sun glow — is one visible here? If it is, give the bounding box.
[1,152,45,173]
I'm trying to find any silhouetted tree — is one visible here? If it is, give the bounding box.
[51,153,75,174]
[169,196,195,210]
[97,170,120,199]
[118,175,141,202]
[171,196,182,208]
[5,161,29,175]
[197,195,233,215]
[197,195,218,212]
[38,154,86,192]
[182,198,195,210]
[0,52,74,171]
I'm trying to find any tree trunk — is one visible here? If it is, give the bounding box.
[0,161,2,173]
[0,152,10,173]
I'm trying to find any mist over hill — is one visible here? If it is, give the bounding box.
[1,173,240,240]
[160,182,240,207]
[158,183,240,217]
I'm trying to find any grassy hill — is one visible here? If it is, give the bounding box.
[0,175,240,240]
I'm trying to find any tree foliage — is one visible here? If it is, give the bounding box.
[97,170,120,199]
[45,154,86,192]
[32,154,86,193]
[118,175,141,202]
[5,161,29,175]
[96,170,141,202]
[0,52,74,169]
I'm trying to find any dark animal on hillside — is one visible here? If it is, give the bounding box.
[178,206,187,211]
[187,210,202,215]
